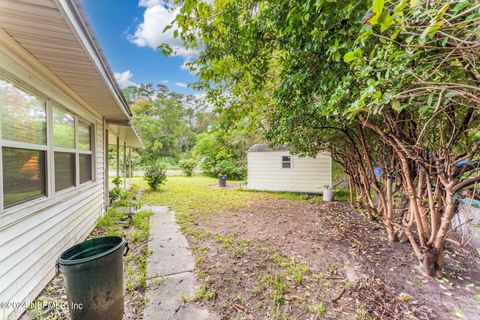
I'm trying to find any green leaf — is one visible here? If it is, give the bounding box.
[354,48,363,58]
[344,51,357,63]
[391,29,401,40]
[454,306,466,319]
[344,48,363,63]
[369,0,384,25]
[372,0,384,15]
[420,20,444,41]
[391,100,404,112]
[398,293,412,301]
[380,12,393,32]
[394,0,408,13]
[452,0,470,14]
[157,43,173,56]
[163,24,173,33]
[474,294,480,301]
[436,3,451,19]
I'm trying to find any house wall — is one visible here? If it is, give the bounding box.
[247,151,332,194]
[0,29,106,320]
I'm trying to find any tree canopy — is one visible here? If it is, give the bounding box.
[165,0,480,276]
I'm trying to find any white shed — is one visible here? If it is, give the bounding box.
[0,2,142,319]
[247,144,332,194]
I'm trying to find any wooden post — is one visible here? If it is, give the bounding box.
[123,141,127,189]
[105,126,109,206]
[116,136,120,178]
[128,147,132,179]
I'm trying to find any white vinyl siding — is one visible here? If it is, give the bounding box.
[0,28,106,320]
[247,151,331,194]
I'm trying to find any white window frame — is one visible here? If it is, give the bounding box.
[281,155,293,169]
[77,119,94,186]
[0,76,96,213]
[52,105,77,194]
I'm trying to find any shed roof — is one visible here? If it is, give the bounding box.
[248,144,290,152]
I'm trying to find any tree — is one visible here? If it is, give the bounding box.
[128,84,215,165]
[166,0,480,276]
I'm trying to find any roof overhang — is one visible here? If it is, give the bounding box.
[0,0,142,147]
[108,123,144,149]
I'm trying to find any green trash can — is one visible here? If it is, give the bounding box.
[57,236,129,320]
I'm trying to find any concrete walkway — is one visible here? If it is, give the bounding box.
[143,206,216,320]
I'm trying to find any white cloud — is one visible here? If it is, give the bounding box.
[114,70,136,89]
[180,56,198,75]
[162,80,170,83]
[129,1,196,58]
[174,82,188,88]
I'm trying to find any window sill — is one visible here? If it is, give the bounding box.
[0,181,101,230]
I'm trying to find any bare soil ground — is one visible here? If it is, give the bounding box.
[188,198,480,320]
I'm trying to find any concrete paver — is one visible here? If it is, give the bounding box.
[143,206,216,320]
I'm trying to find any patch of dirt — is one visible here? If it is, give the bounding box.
[209,183,244,190]
[187,199,480,320]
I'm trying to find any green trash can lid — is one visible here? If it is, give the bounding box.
[58,236,125,266]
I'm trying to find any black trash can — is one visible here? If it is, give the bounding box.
[218,174,227,187]
[57,236,128,320]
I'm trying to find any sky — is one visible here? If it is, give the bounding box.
[81,0,198,95]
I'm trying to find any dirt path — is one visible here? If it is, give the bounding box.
[184,198,480,320]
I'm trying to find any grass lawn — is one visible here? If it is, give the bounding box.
[137,175,480,320]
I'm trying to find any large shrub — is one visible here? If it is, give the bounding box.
[215,160,245,180]
[179,158,196,176]
[194,131,249,180]
[144,162,167,190]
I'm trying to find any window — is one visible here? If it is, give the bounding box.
[0,79,46,145]
[3,148,46,208]
[53,107,76,192]
[78,121,91,151]
[0,78,47,207]
[282,156,292,169]
[79,154,92,184]
[78,121,93,184]
[53,106,75,148]
[54,152,75,192]
[0,77,95,211]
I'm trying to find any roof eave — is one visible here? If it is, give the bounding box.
[56,0,132,120]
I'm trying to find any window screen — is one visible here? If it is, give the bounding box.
[79,154,92,184]
[53,107,75,149]
[54,152,75,192]
[282,156,292,169]
[78,121,91,151]
[2,147,46,207]
[0,78,46,144]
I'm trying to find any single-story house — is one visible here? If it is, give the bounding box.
[0,1,142,319]
[247,144,332,194]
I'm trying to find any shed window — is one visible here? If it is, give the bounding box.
[282,156,292,169]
